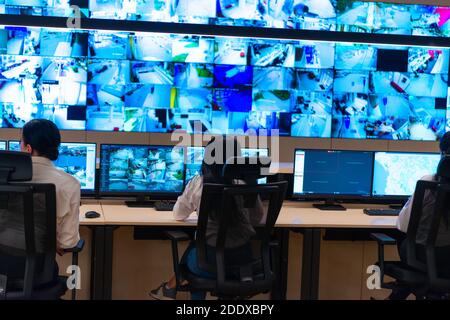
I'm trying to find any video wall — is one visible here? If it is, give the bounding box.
[0,1,449,37]
[0,25,449,140]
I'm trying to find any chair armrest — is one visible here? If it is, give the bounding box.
[370,233,396,287]
[64,239,85,253]
[164,231,191,242]
[370,233,397,245]
[164,231,190,290]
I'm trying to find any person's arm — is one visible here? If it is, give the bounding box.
[173,175,202,221]
[397,196,412,233]
[396,174,435,233]
[56,182,81,253]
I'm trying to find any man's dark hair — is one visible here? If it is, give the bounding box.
[22,119,61,161]
[440,132,450,155]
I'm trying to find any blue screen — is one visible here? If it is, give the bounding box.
[8,140,20,151]
[0,25,448,140]
[0,141,6,150]
[100,144,185,194]
[372,152,441,197]
[1,2,449,38]
[293,149,373,196]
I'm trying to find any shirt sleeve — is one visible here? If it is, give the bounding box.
[173,175,203,221]
[56,180,81,249]
[397,196,412,233]
[396,174,435,233]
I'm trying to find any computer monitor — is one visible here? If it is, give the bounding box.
[293,149,374,210]
[372,151,441,199]
[55,143,97,194]
[99,144,185,206]
[8,140,96,194]
[0,141,6,151]
[185,146,270,185]
[8,140,20,151]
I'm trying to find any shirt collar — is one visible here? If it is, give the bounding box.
[32,156,54,167]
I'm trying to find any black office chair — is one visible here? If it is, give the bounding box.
[165,156,288,299]
[371,155,450,299]
[0,151,83,300]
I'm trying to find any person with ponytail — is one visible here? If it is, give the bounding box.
[388,131,450,299]
[20,119,81,254]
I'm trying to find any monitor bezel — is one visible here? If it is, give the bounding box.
[292,148,375,201]
[371,150,441,201]
[99,143,185,198]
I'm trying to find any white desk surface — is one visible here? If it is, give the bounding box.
[91,200,398,229]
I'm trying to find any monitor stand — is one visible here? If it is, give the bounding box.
[313,200,347,211]
[125,196,155,208]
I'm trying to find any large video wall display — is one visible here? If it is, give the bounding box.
[0,1,449,37]
[0,26,449,140]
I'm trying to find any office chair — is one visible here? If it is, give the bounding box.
[371,155,450,299]
[0,151,83,300]
[165,156,288,299]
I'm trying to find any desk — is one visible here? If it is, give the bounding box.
[275,202,397,299]
[93,201,397,300]
[79,203,106,300]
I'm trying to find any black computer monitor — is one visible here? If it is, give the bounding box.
[372,151,441,200]
[185,146,270,185]
[99,144,185,207]
[8,140,97,194]
[293,149,374,210]
[0,141,6,151]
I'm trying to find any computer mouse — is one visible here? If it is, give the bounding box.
[85,211,100,219]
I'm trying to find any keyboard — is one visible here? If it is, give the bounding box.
[154,201,175,211]
[363,208,400,216]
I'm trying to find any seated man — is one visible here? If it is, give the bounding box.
[0,119,80,281]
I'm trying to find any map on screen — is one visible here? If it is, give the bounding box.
[372,152,441,196]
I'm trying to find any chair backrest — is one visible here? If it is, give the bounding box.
[424,156,450,291]
[195,157,287,297]
[0,152,57,298]
[405,156,450,285]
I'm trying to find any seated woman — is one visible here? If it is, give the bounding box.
[388,131,450,299]
[150,136,264,300]
[0,119,81,281]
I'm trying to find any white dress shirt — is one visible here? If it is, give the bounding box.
[31,156,81,249]
[173,175,203,221]
[397,174,435,233]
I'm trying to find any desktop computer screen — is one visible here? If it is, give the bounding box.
[55,143,97,193]
[0,141,6,150]
[372,151,441,197]
[8,140,96,192]
[293,149,373,197]
[99,144,185,194]
[8,140,20,151]
[185,146,269,185]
